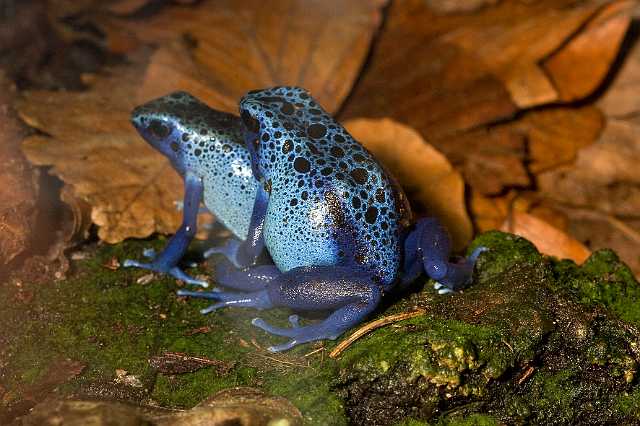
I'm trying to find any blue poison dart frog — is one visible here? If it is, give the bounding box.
[124,88,486,352]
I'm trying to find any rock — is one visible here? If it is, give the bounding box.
[334,232,640,424]
[17,388,301,426]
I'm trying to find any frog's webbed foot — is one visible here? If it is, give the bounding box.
[177,288,272,314]
[123,257,209,288]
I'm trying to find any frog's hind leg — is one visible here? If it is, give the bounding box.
[212,258,281,292]
[252,266,382,352]
[404,217,486,294]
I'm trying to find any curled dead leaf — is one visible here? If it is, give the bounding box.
[501,211,591,264]
[344,118,472,250]
[0,74,37,270]
[99,0,388,114]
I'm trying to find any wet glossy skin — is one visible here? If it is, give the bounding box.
[124,88,484,352]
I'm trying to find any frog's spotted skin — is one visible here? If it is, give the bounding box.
[239,87,411,288]
[131,92,256,240]
[124,92,257,287]
[125,88,486,352]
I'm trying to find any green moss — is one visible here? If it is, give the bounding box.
[615,387,640,417]
[5,231,640,425]
[439,414,499,426]
[554,249,640,327]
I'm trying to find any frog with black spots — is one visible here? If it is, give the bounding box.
[125,88,486,352]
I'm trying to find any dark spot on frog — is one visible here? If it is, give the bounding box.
[365,206,379,224]
[350,168,368,185]
[281,102,295,115]
[352,197,361,209]
[307,123,327,139]
[375,188,385,203]
[170,141,179,152]
[330,146,344,158]
[195,148,202,156]
[353,153,365,163]
[334,134,345,143]
[293,157,311,173]
[222,144,232,153]
[290,198,298,206]
[149,120,170,138]
[321,167,333,176]
[182,133,190,142]
[262,133,270,142]
[307,143,320,155]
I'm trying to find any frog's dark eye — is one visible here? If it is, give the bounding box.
[241,110,260,134]
[148,120,170,139]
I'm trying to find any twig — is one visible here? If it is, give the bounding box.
[304,346,325,357]
[255,353,309,368]
[329,309,426,359]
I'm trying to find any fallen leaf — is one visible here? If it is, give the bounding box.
[18,56,185,243]
[149,351,235,375]
[501,211,591,264]
[517,106,604,174]
[539,118,640,217]
[424,0,499,14]
[344,118,472,250]
[599,31,640,117]
[441,1,611,108]
[543,1,633,102]
[0,74,38,270]
[339,23,517,141]
[99,0,388,114]
[440,126,529,195]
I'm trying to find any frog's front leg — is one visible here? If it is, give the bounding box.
[203,183,268,269]
[123,171,208,287]
[402,218,486,294]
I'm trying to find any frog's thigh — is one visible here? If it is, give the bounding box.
[212,258,281,292]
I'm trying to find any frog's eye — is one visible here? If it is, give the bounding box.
[148,119,171,139]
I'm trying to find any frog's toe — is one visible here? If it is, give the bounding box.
[469,246,489,263]
[252,318,297,337]
[433,282,454,295]
[169,266,209,287]
[252,318,340,352]
[142,248,156,258]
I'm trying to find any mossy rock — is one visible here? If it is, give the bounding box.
[2,231,640,425]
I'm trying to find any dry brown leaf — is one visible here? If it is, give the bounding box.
[339,26,517,142]
[99,0,388,114]
[344,118,472,250]
[424,0,499,14]
[539,118,640,217]
[514,106,604,174]
[470,192,514,233]
[0,74,38,272]
[599,33,640,117]
[442,2,604,108]
[537,116,640,274]
[501,211,590,264]
[18,57,185,243]
[440,127,529,195]
[543,1,633,102]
